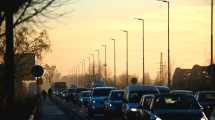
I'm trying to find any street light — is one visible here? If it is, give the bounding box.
[156,0,171,87]
[211,0,214,65]
[96,49,101,80]
[111,38,117,86]
[87,56,91,86]
[91,54,95,81]
[102,44,107,84]
[82,59,86,87]
[121,30,129,86]
[134,17,145,85]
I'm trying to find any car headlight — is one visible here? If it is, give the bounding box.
[201,116,208,120]
[155,117,162,120]
[130,108,139,112]
[150,116,162,120]
[92,100,96,103]
[109,103,112,107]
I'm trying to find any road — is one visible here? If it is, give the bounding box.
[50,96,121,120]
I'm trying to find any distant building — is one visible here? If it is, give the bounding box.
[172,65,214,91]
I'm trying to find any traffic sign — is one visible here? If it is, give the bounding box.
[32,65,44,77]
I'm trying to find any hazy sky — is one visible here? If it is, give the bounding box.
[43,0,214,79]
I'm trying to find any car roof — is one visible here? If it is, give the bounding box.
[126,85,157,91]
[171,90,193,93]
[153,93,195,98]
[93,86,115,90]
[155,86,170,89]
[111,90,124,92]
[81,90,91,93]
[197,91,215,94]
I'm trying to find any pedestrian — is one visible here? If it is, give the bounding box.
[48,88,52,96]
[41,90,47,101]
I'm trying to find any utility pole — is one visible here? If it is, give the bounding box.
[88,56,91,87]
[211,0,214,65]
[96,49,101,80]
[82,59,86,87]
[160,52,164,85]
[134,18,145,85]
[102,44,107,84]
[121,30,129,86]
[111,39,117,86]
[91,54,95,82]
[156,0,171,87]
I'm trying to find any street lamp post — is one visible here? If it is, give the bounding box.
[96,49,101,80]
[102,44,107,84]
[88,56,91,87]
[121,30,129,86]
[135,18,145,85]
[91,54,95,81]
[211,0,214,65]
[82,59,86,87]
[157,0,171,87]
[111,39,117,86]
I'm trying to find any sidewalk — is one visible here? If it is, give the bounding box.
[40,96,70,120]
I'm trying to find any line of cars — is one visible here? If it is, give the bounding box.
[54,85,215,120]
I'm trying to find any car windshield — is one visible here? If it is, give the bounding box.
[157,87,170,94]
[110,91,124,101]
[153,95,200,109]
[199,92,215,102]
[93,89,113,97]
[129,90,158,103]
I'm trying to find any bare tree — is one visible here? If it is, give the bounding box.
[0,0,72,30]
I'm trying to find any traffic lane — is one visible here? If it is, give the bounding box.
[50,95,85,120]
[55,96,122,120]
[41,96,71,120]
[69,104,123,120]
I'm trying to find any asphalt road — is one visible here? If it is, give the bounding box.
[52,96,122,120]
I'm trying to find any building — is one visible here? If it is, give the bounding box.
[172,65,214,91]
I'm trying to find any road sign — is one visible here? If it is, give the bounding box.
[32,65,44,77]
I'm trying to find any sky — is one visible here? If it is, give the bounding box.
[43,0,214,79]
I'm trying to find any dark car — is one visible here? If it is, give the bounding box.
[87,87,116,117]
[155,86,170,94]
[66,88,76,101]
[72,88,88,103]
[121,85,159,120]
[78,91,91,107]
[104,90,124,118]
[196,91,215,118]
[170,90,193,95]
[139,94,208,120]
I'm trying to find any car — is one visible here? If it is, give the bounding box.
[87,87,116,117]
[73,88,89,103]
[195,91,215,118]
[78,90,91,107]
[121,85,159,120]
[68,88,88,103]
[104,90,124,118]
[170,90,193,95]
[139,93,208,120]
[155,86,170,94]
[66,88,76,101]
[60,89,70,99]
